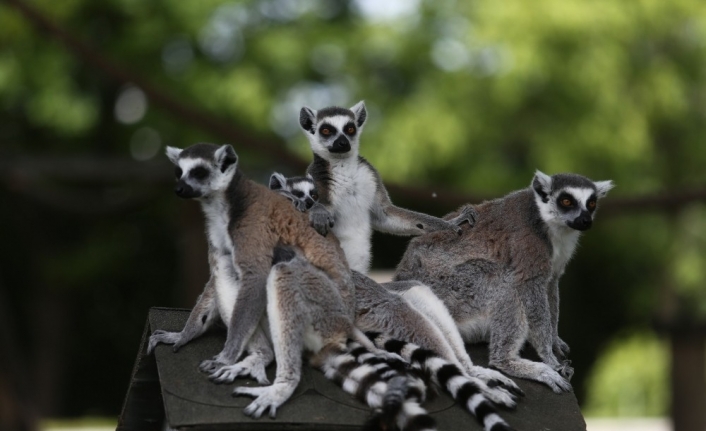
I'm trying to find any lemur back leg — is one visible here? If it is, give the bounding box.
[209,319,274,385]
[199,271,269,374]
[487,295,571,393]
[234,258,351,418]
[148,279,218,354]
[520,282,574,382]
[383,281,522,395]
[384,280,475,371]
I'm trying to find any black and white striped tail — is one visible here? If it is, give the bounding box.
[365,332,515,431]
[316,342,436,431]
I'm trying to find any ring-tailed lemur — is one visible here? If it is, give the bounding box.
[270,173,520,430]
[147,143,435,428]
[395,171,614,393]
[298,101,478,274]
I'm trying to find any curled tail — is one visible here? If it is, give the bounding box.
[315,342,436,431]
[365,332,515,431]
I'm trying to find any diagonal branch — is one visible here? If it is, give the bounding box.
[3,0,308,172]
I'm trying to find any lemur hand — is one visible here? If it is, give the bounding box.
[308,203,334,236]
[447,204,478,230]
[553,336,571,360]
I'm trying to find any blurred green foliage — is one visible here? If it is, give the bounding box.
[2,0,706,419]
[584,332,669,417]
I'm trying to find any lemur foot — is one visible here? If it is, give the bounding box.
[209,354,271,385]
[553,338,571,360]
[233,381,297,419]
[454,205,479,228]
[199,354,230,374]
[308,203,334,236]
[470,366,524,398]
[556,360,574,381]
[147,330,185,354]
[538,366,573,393]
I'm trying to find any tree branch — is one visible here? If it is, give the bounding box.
[3,0,308,172]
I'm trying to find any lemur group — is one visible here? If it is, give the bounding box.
[148,101,613,431]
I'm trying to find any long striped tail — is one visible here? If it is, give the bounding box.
[314,342,436,431]
[365,332,515,431]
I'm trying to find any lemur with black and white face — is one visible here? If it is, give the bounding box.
[299,101,477,274]
[395,171,613,393]
[270,173,521,431]
[147,143,438,429]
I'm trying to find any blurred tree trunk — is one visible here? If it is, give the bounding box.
[0,280,38,431]
[671,329,706,431]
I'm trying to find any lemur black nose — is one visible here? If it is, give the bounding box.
[174,181,196,198]
[329,136,351,153]
[572,214,593,231]
[305,198,315,209]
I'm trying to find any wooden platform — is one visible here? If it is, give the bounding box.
[117,308,587,431]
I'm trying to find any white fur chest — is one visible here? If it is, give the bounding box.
[202,198,241,325]
[547,224,580,276]
[328,160,376,273]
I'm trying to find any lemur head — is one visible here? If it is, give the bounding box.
[298,101,367,159]
[532,170,613,231]
[269,172,318,210]
[166,143,238,199]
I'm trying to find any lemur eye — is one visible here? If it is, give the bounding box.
[346,126,356,135]
[561,198,573,207]
[190,166,210,181]
[175,167,183,179]
[321,128,332,136]
[310,192,318,200]
[588,200,597,210]
[293,191,304,198]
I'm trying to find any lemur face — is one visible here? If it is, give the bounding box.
[532,171,613,231]
[166,143,238,199]
[269,172,318,210]
[299,101,367,158]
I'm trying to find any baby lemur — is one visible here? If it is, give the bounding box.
[395,171,613,392]
[298,101,476,274]
[147,143,435,429]
[271,173,520,431]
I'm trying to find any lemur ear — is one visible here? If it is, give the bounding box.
[299,107,317,134]
[306,173,313,182]
[269,172,287,190]
[215,144,238,173]
[594,180,614,198]
[166,146,182,164]
[350,100,367,128]
[532,170,553,203]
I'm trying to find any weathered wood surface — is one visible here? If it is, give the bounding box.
[118,308,587,431]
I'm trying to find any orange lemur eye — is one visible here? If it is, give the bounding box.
[561,199,572,207]
[310,192,319,201]
[321,128,331,136]
[347,127,355,134]
[588,200,596,209]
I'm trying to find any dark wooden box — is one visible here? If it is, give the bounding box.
[117,308,586,430]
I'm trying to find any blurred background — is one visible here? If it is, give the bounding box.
[1,0,705,430]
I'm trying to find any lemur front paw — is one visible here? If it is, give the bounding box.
[233,381,297,419]
[199,355,229,374]
[556,360,574,381]
[209,353,272,385]
[308,203,334,236]
[454,205,479,228]
[540,366,573,393]
[553,337,571,360]
[147,330,185,354]
[470,366,525,399]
